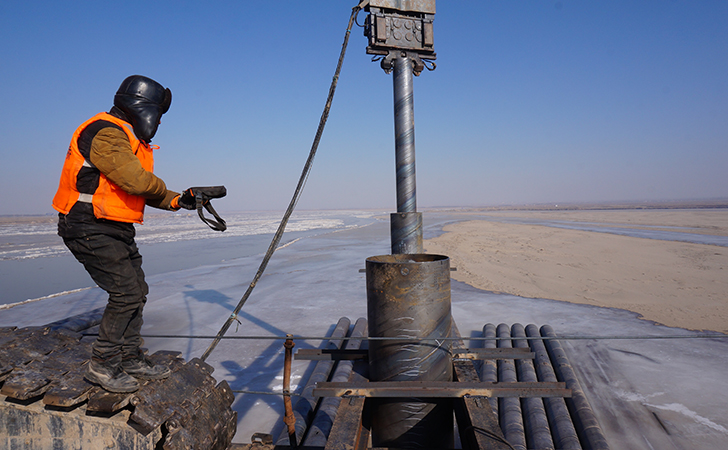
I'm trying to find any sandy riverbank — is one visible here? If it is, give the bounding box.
[425,209,728,333]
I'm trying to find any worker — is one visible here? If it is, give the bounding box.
[53,75,200,393]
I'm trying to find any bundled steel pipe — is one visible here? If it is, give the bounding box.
[512,323,555,450]
[303,318,367,447]
[497,323,527,450]
[541,325,610,450]
[366,254,453,448]
[481,323,499,414]
[525,324,582,449]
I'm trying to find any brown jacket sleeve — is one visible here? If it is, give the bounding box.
[89,127,180,210]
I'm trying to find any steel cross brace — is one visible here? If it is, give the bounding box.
[296,347,535,361]
[313,381,570,399]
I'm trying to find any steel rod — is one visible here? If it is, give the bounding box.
[313,381,570,398]
[390,54,423,254]
[283,335,297,448]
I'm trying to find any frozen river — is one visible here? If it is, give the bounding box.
[1,210,727,448]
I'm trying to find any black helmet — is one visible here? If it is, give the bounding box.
[113,75,172,143]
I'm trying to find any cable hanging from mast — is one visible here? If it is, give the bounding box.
[201,2,369,362]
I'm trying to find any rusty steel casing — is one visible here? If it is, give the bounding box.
[366,254,453,448]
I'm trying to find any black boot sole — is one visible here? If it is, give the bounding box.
[84,372,139,393]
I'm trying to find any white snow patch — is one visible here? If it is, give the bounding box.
[0,287,94,310]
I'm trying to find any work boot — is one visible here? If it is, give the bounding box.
[85,360,140,393]
[121,354,172,380]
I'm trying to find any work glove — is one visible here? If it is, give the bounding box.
[178,186,227,231]
[177,188,197,210]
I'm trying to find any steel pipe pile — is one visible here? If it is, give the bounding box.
[390,55,423,254]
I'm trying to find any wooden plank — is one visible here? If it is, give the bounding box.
[451,323,513,450]
[323,397,367,450]
[314,381,570,399]
[323,362,369,450]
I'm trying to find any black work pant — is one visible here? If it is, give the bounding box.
[64,234,148,366]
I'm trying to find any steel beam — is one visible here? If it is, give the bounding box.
[314,381,570,399]
[453,347,535,360]
[297,347,534,361]
[295,348,368,361]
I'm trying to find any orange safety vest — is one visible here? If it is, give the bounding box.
[52,112,155,224]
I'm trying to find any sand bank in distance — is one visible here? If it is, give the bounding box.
[425,209,728,333]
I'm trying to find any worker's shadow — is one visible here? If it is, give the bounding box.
[180,287,326,440]
[179,288,237,359]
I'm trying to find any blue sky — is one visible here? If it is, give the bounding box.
[1,1,726,215]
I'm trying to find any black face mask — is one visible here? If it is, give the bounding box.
[113,75,172,143]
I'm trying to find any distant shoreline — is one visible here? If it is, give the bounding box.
[424,199,728,213]
[3,199,728,221]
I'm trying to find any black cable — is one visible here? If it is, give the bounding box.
[200,4,364,362]
[465,425,517,450]
[354,8,364,28]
